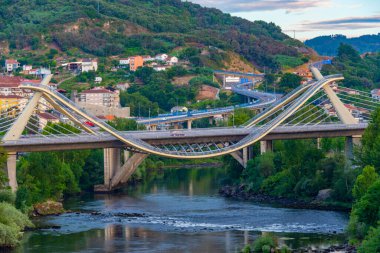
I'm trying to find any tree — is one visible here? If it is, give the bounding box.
[228,108,256,126]
[359,108,380,170]
[108,118,145,131]
[348,179,380,242]
[353,166,379,200]
[337,43,361,62]
[279,73,302,92]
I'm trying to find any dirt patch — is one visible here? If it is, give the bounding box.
[222,51,257,73]
[196,85,219,101]
[172,75,197,86]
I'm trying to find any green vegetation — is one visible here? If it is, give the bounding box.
[321,44,380,89]
[0,0,308,71]
[0,150,32,248]
[345,107,380,251]
[305,34,380,56]
[274,55,306,69]
[0,202,33,248]
[242,235,277,253]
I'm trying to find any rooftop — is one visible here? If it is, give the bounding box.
[37,112,59,120]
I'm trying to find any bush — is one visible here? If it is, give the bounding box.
[0,190,15,205]
[0,202,33,248]
[348,179,380,242]
[252,235,276,253]
[358,224,380,253]
[261,170,295,197]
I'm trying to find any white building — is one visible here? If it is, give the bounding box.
[119,58,130,65]
[81,58,98,72]
[5,59,20,72]
[167,56,178,65]
[154,65,169,72]
[225,76,240,83]
[371,89,380,101]
[95,77,102,84]
[23,65,33,71]
[116,83,130,91]
[142,55,155,62]
[155,54,168,61]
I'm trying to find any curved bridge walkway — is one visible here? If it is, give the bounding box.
[1,66,378,192]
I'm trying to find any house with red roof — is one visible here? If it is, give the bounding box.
[5,59,20,72]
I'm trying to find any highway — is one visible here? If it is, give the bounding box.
[136,71,277,126]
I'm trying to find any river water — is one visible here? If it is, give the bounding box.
[15,167,348,253]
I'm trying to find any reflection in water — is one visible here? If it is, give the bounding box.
[15,167,349,253]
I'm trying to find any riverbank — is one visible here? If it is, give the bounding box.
[219,185,351,212]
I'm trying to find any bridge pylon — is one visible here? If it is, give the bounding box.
[94,148,148,192]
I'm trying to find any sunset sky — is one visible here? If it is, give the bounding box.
[188,0,380,40]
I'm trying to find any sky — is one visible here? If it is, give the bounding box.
[187,0,380,40]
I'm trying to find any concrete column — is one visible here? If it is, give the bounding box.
[260,140,273,154]
[209,117,213,125]
[345,135,362,160]
[173,124,179,130]
[150,125,157,131]
[317,138,322,150]
[103,148,121,187]
[223,75,226,88]
[6,152,18,192]
[123,150,130,164]
[187,120,192,130]
[248,145,254,160]
[243,147,248,168]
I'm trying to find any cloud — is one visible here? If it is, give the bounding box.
[300,15,380,31]
[187,0,331,13]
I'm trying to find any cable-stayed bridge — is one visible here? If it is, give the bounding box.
[1,66,378,192]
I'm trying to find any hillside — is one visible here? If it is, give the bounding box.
[321,44,380,89]
[305,34,380,56]
[0,0,310,71]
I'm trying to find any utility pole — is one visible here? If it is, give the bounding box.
[97,0,100,14]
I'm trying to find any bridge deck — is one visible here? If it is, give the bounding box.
[2,124,366,153]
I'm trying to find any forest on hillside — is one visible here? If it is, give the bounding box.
[305,34,380,56]
[0,0,309,70]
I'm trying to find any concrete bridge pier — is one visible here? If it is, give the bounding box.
[231,146,254,168]
[187,120,192,130]
[148,125,157,131]
[345,135,362,160]
[5,152,18,192]
[94,148,148,192]
[260,140,273,154]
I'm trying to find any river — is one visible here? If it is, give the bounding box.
[14,167,348,252]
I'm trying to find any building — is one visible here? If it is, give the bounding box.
[22,65,33,72]
[5,59,20,72]
[65,58,98,73]
[119,58,130,65]
[166,56,178,65]
[95,77,102,84]
[81,58,98,72]
[116,83,130,91]
[171,106,188,114]
[153,65,170,72]
[0,76,31,97]
[78,87,120,108]
[142,55,154,62]
[0,95,27,112]
[155,54,168,61]
[37,112,60,129]
[130,56,144,72]
[371,89,380,101]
